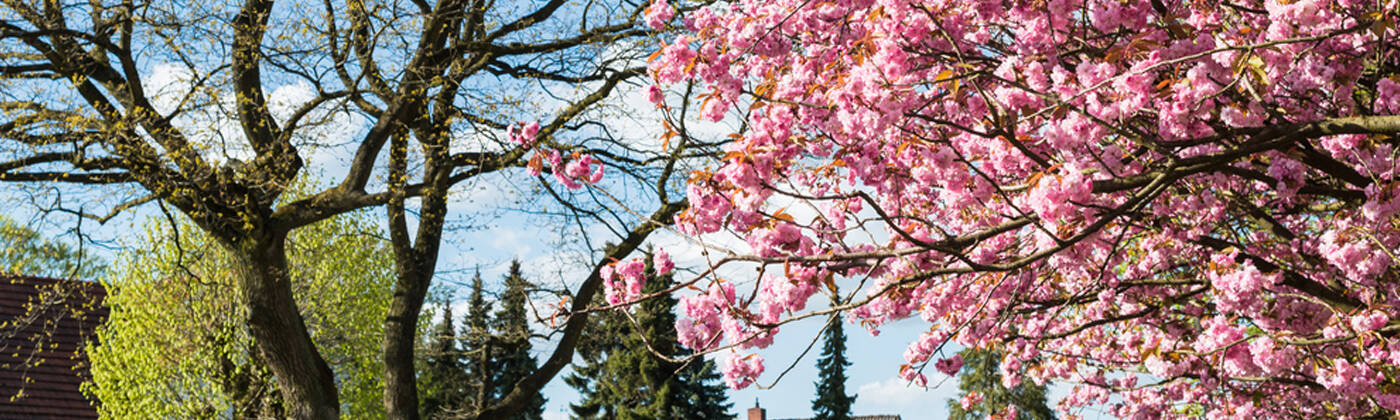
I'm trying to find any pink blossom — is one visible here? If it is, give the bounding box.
[510,122,541,146]
[721,352,765,389]
[644,0,674,30]
[1349,311,1389,332]
[1378,78,1400,114]
[934,354,964,376]
[1194,316,1243,354]
[646,84,665,105]
[1317,358,1381,397]
[652,250,674,276]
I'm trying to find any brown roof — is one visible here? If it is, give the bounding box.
[0,275,107,420]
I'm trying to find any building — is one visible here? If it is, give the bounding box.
[749,399,903,420]
[0,276,107,419]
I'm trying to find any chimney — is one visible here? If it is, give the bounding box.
[747,398,765,420]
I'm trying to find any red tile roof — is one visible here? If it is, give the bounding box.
[0,276,107,419]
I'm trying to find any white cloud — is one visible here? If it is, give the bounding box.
[855,377,932,408]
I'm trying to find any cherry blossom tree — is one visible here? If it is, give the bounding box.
[620,0,1400,416]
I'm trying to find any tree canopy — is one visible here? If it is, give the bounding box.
[641,0,1400,416]
[83,206,400,418]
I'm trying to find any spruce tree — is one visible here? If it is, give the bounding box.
[493,261,546,420]
[563,288,626,420]
[566,252,732,419]
[672,356,732,419]
[811,302,855,420]
[421,302,468,418]
[947,348,1054,420]
[460,270,495,415]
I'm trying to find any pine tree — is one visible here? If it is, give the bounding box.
[563,288,626,420]
[672,356,732,419]
[947,348,1054,420]
[421,301,468,419]
[460,270,495,415]
[493,261,546,420]
[811,299,855,420]
[567,252,732,419]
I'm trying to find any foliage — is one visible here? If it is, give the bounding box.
[492,261,546,420]
[83,209,398,419]
[420,302,469,419]
[460,271,495,414]
[418,270,498,420]
[812,309,854,420]
[646,0,1400,416]
[0,215,106,279]
[947,348,1053,420]
[568,251,732,420]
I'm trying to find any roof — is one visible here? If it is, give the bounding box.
[772,416,903,420]
[0,275,107,419]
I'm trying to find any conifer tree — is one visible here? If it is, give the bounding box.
[493,261,546,420]
[947,348,1054,420]
[671,356,732,419]
[811,300,855,420]
[564,290,626,420]
[567,252,732,419]
[461,271,495,414]
[421,302,468,419]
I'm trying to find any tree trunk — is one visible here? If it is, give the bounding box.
[381,131,453,420]
[382,264,432,419]
[230,234,341,420]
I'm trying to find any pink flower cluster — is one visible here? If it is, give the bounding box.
[721,352,764,389]
[643,0,673,30]
[514,122,606,190]
[600,251,675,306]
[600,258,648,305]
[507,121,540,146]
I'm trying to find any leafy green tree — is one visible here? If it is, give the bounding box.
[83,208,401,419]
[493,261,546,420]
[947,348,1054,420]
[0,215,106,279]
[812,304,855,420]
[420,301,468,419]
[566,253,732,420]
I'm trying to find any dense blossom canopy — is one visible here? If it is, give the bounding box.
[622,0,1400,416]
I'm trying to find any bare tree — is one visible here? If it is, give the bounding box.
[0,0,711,417]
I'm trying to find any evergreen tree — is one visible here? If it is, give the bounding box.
[672,356,732,419]
[461,271,495,415]
[567,252,732,419]
[420,301,468,419]
[811,300,855,420]
[493,261,546,420]
[564,288,626,420]
[947,348,1054,420]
